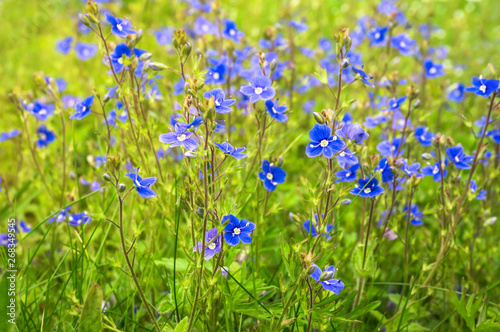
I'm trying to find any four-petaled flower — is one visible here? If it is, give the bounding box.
[423,58,445,78]
[414,126,434,146]
[222,214,255,246]
[203,88,236,113]
[106,14,137,38]
[56,36,73,55]
[446,146,473,169]
[258,160,286,192]
[214,142,248,159]
[71,95,94,120]
[303,214,334,241]
[265,100,288,123]
[464,76,499,97]
[350,178,385,198]
[159,123,198,151]
[75,42,98,61]
[351,65,374,88]
[25,101,55,121]
[309,264,345,294]
[240,76,276,104]
[222,20,244,43]
[421,160,448,182]
[391,33,416,56]
[335,123,369,144]
[125,167,157,199]
[306,124,345,158]
[193,228,221,260]
[335,163,360,183]
[36,125,56,148]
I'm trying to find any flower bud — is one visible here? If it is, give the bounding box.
[103,173,112,182]
[139,52,153,61]
[313,112,325,124]
[181,42,192,59]
[421,153,433,160]
[118,183,126,193]
[341,58,350,69]
[319,270,334,282]
[307,265,316,275]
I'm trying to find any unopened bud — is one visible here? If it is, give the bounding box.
[341,58,350,69]
[118,183,126,193]
[103,173,112,182]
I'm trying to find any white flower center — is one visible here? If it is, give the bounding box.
[320,139,329,147]
[400,41,407,48]
[390,145,396,151]
[118,58,123,64]
[375,32,381,39]
[432,166,439,174]
[332,136,338,141]
[255,87,263,95]
[233,227,241,235]
[117,24,123,31]
[202,25,209,32]
[82,106,87,112]
[215,100,220,106]
[229,29,236,36]
[429,67,437,74]
[266,172,273,180]
[392,103,398,108]
[213,72,220,80]
[346,171,351,177]
[39,109,47,115]
[479,85,487,93]
[339,151,346,157]
[454,156,460,162]
[208,243,216,250]
[178,134,187,141]
[272,107,277,113]
[364,188,372,194]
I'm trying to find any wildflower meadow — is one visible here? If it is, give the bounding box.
[2,0,500,331]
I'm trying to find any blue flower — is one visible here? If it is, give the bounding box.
[159,123,199,151]
[335,123,369,144]
[421,160,448,182]
[446,146,473,169]
[306,124,345,158]
[303,214,334,240]
[0,129,20,143]
[222,20,244,43]
[335,163,360,183]
[367,26,388,47]
[403,204,424,226]
[194,17,217,36]
[384,96,407,111]
[214,142,248,159]
[205,57,227,85]
[391,34,416,56]
[464,76,500,97]
[56,36,73,54]
[68,212,92,226]
[265,100,288,123]
[377,137,404,157]
[240,76,276,103]
[414,126,434,146]
[203,88,235,113]
[350,178,385,198]
[18,220,32,233]
[424,58,445,78]
[470,180,487,200]
[193,228,221,260]
[289,20,308,33]
[24,100,55,121]
[71,95,94,120]
[447,83,465,103]
[402,161,422,178]
[36,125,56,148]
[319,37,332,51]
[351,65,374,88]
[105,43,132,73]
[106,13,136,38]
[154,26,174,45]
[75,42,98,61]
[222,214,255,246]
[336,149,358,168]
[376,158,394,182]
[309,264,345,294]
[258,160,286,192]
[125,167,157,199]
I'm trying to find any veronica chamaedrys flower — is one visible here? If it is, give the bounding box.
[402,161,422,178]
[265,100,288,123]
[335,163,360,183]
[55,36,73,54]
[335,123,369,144]
[421,159,448,182]
[48,207,71,223]
[377,137,404,157]
[222,215,256,246]
[154,26,174,45]
[350,178,385,198]
[423,58,445,78]
[203,88,235,113]
[306,124,345,158]
[159,123,198,151]
[71,95,94,120]
[384,96,407,111]
[376,158,394,182]
[336,149,358,168]
[303,214,334,240]
[403,204,424,226]
[68,212,92,226]
[205,57,227,85]
[240,76,276,103]
[470,180,487,200]
[194,17,217,36]
[222,20,244,43]
[367,26,388,47]
[351,65,374,88]
[125,167,157,199]
[106,14,136,38]
[309,264,345,294]
[289,20,308,32]
[446,146,473,169]
[214,142,247,159]
[18,220,32,233]
[193,228,221,260]
[447,83,465,103]
[464,76,500,97]
[36,125,56,148]
[106,43,132,73]
[259,160,286,192]
[0,129,20,143]
[24,101,55,121]
[414,126,434,146]
[75,42,98,61]
[391,33,416,56]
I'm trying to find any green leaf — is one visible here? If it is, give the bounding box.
[162,317,188,332]
[476,321,500,332]
[155,258,190,271]
[0,274,14,332]
[79,284,103,332]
